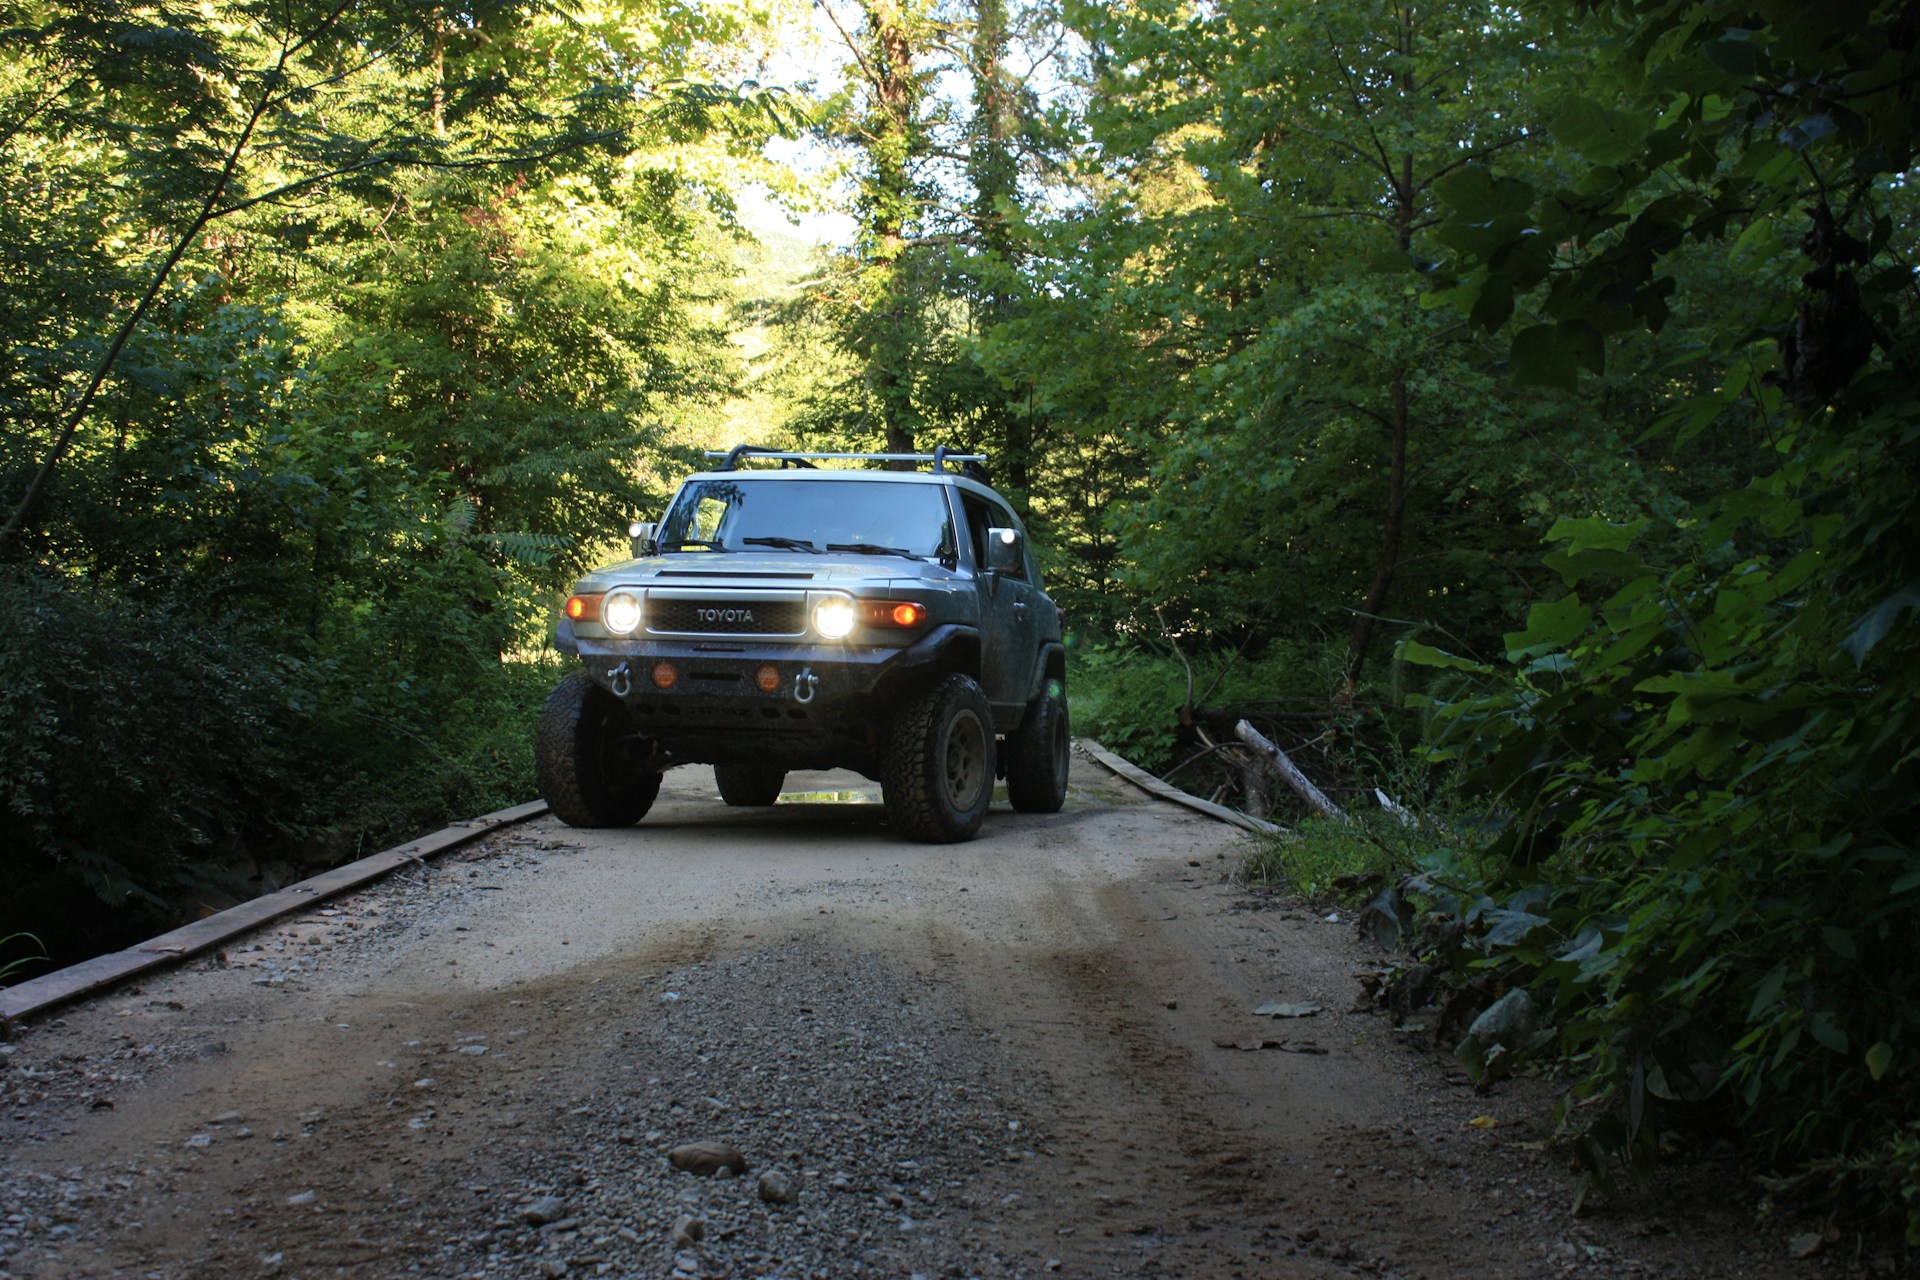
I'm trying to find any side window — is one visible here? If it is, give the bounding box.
[963,494,1029,581]
[992,502,1028,580]
[960,494,994,570]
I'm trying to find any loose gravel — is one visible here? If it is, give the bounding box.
[0,760,1886,1279]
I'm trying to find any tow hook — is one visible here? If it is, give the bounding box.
[608,662,633,698]
[793,668,819,704]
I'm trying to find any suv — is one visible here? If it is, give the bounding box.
[536,446,1069,842]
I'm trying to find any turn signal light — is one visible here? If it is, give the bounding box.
[565,594,601,622]
[862,601,927,628]
[651,660,678,690]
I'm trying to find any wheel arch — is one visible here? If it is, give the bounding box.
[1024,642,1068,704]
[877,624,983,703]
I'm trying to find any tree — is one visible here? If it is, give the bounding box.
[0,0,795,956]
[1406,0,1920,1224]
[1002,0,1619,672]
[0,0,787,552]
[815,0,941,458]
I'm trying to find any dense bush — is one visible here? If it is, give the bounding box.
[0,572,295,953]
[1069,639,1340,774]
[1405,497,1920,1231]
[1371,0,1920,1236]
[0,569,551,964]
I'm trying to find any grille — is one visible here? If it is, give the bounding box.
[647,598,806,636]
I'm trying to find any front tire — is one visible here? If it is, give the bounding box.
[1005,684,1070,813]
[884,673,994,843]
[536,673,662,828]
[715,764,786,807]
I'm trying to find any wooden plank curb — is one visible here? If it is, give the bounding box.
[1078,739,1283,836]
[0,799,549,1023]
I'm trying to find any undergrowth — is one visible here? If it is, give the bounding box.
[1069,638,1336,773]
[1240,815,1407,902]
[0,570,556,967]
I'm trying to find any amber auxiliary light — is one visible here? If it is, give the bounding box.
[862,600,927,628]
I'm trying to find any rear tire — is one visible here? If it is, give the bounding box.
[536,673,661,828]
[715,764,786,807]
[1005,684,1070,813]
[883,673,994,843]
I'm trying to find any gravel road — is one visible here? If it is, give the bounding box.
[0,751,1831,1278]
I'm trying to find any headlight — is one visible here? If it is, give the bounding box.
[603,589,643,635]
[813,597,856,639]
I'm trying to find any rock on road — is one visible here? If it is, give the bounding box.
[0,752,1805,1279]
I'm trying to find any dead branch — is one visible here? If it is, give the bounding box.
[1235,720,1347,821]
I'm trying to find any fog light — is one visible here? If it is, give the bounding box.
[651,660,678,689]
[603,589,643,635]
[755,664,781,693]
[813,597,856,639]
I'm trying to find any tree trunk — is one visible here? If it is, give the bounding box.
[431,10,447,137]
[1343,364,1408,691]
[866,1,919,462]
[968,0,1028,497]
[1341,13,1419,693]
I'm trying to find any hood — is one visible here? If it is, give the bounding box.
[573,551,959,593]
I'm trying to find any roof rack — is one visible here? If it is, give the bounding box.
[707,445,991,480]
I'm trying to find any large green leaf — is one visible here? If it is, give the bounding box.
[1551,97,1650,167]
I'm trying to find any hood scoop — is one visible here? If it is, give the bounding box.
[655,569,816,580]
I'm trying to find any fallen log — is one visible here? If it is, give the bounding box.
[1234,720,1347,821]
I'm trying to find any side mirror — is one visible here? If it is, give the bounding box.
[629,521,658,559]
[984,526,1025,576]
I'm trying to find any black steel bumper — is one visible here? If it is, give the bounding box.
[561,624,979,770]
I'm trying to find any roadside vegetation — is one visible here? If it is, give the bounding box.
[3,0,1916,1249]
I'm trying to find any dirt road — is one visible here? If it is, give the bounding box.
[0,753,1814,1278]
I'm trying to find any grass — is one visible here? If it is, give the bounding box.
[1238,815,1408,902]
[0,933,47,988]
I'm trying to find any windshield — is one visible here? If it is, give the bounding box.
[658,479,955,558]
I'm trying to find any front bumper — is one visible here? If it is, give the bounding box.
[564,623,978,770]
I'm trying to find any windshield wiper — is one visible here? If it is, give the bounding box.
[741,536,820,553]
[659,538,725,552]
[826,543,924,561]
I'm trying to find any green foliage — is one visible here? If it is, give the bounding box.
[0,934,49,988]
[1069,639,1333,773]
[1240,817,1403,903]
[968,0,1753,678]
[1406,477,1920,1220]
[0,0,791,960]
[1385,0,1920,1233]
[0,571,294,946]
[0,564,555,958]
[1069,646,1187,771]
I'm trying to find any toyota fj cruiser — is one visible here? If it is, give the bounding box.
[536,446,1069,842]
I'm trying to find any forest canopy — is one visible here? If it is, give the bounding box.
[3,0,1918,1241]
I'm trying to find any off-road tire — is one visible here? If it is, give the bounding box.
[536,673,661,828]
[1005,685,1070,813]
[715,764,786,807]
[883,673,994,843]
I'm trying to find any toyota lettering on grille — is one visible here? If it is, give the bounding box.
[698,607,755,625]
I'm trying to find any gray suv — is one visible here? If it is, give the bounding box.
[537,447,1069,842]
